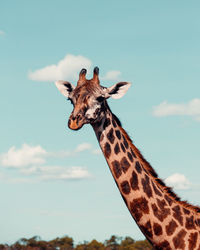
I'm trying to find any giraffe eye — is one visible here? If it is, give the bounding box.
[96,96,104,102]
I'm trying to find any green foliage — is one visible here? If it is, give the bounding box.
[49,235,74,249]
[104,235,122,250]
[76,240,105,250]
[131,240,153,250]
[0,235,153,250]
[119,236,135,250]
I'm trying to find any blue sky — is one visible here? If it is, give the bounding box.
[0,0,200,245]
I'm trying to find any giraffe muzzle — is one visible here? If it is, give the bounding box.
[68,114,86,130]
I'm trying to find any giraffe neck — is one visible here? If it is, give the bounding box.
[92,108,200,250]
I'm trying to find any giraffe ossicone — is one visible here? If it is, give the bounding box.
[55,67,200,250]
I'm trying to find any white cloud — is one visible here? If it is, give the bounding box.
[152,98,200,121]
[0,144,47,168]
[165,173,191,190]
[0,143,100,169]
[49,143,95,156]
[20,165,91,181]
[75,143,92,153]
[0,143,99,183]
[101,70,121,81]
[74,143,101,155]
[28,53,122,83]
[0,143,99,182]
[0,165,91,183]
[41,166,91,181]
[0,30,5,36]
[28,54,92,82]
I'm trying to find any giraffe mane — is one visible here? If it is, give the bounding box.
[111,112,200,214]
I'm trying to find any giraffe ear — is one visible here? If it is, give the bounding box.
[55,80,75,98]
[105,82,131,99]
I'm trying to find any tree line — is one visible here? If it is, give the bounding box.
[0,235,153,250]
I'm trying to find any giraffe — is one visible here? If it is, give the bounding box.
[55,67,200,249]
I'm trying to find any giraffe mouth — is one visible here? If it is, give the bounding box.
[68,119,83,130]
[68,115,90,130]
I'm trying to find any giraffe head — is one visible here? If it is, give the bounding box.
[55,67,131,130]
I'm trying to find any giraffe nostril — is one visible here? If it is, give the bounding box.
[72,116,76,121]
[77,115,82,122]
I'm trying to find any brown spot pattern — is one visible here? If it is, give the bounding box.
[140,220,153,239]
[130,148,136,158]
[120,143,125,153]
[152,201,170,222]
[153,223,162,236]
[120,157,130,173]
[130,170,139,191]
[157,198,167,209]
[165,219,178,236]
[127,152,133,163]
[141,175,153,198]
[164,195,173,206]
[151,181,162,197]
[121,181,131,195]
[104,142,111,158]
[112,160,121,179]
[183,208,190,215]
[122,135,129,149]
[103,118,111,129]
[173,229,187,249]
[156,241,171,250]
[172,205,183,226]
[107,128,115,144]
[115,130,121,140]
[130,197,149,221]
[112,119,117,128]
[188,232,198,250]
[114,143,120,155]
[135,161,142,173]
[186,215,195,230]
